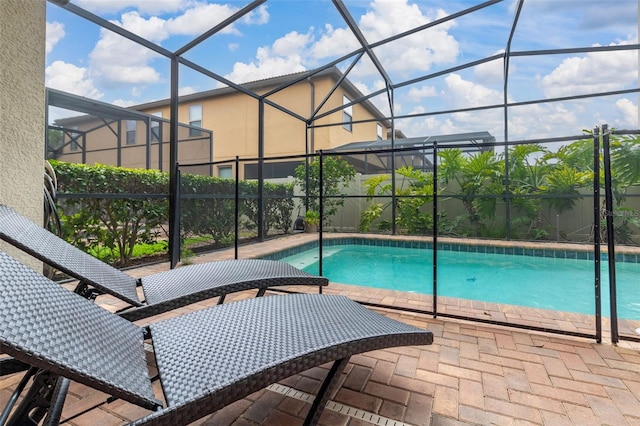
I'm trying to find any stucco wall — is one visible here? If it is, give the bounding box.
[52,73,389,179]
[0,0,46,263]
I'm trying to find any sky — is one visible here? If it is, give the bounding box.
[45,0,639,143]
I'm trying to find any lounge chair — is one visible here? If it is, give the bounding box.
[0,250,433,425]
[0,204,327,321]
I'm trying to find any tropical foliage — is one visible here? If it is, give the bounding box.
[360,166,439,234]
[358,134,640,243]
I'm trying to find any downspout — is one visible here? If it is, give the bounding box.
[145,116,151,169]
[116,121,121,167]
[306,77,316,212]
[308,77,315,154]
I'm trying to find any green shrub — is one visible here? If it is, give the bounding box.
[180,173,295,247]
[51,161,169,266]
[242,182,295,235]
[51,161,311,263]
[294,156,356,226]
[179,174,240,246]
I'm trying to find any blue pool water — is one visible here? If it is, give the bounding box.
[281,244,640,320]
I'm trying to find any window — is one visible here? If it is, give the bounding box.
[218,166,233,179]
[69,127,80,151]
[377,123,383,140]
[244,161,300,179]
[189,104,202,137]
[150,112,162,143]
[126,120,136,145]
[342,95,352,132]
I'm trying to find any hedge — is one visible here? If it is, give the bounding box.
[51,161,295,265]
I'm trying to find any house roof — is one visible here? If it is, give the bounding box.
[48,88,152,125]
[131,66,389,123]
[330,131,496,153]
[49,66,390,129]
[327,131,495,174]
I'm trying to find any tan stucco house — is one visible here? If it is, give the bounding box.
[50,67,391,179]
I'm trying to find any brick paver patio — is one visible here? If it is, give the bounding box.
[2,234,639,425]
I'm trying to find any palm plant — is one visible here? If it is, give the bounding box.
[549,133,640,243]
[438,148,503,235]
[506,145,549,238]
[359,166,437,234]
[43,161,62,278]
[44,160,61,235]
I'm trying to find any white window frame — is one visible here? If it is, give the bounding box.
[150,111,162,143]
[126,120,136,145]
[342,95,352,132]
[189,104,202,137]
[218,165,233,179]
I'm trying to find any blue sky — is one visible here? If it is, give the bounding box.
[46,0,639,141]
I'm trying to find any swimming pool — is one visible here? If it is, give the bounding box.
[278,243,640,320]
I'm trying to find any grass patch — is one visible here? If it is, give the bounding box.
[89,241,168,263]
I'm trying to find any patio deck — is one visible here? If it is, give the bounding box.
[2,234,640,425]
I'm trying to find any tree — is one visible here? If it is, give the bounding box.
[507,144,552,239]
[47,128,64,152]
[294,156,356,227]
[438,149,504,235]
[546,133,639,243]
[359,166,437,234]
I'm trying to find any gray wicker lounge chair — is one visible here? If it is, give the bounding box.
[0,250,433,425]
[0,204,327,321]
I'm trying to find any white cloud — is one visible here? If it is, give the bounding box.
[89,28,163,86]
[348,80,393,116]
[46,21,65,55]
[243,4,269,25]
[51,0,636,142]
[444,73,504,108]
[473,55,505,84]
[88,12,166,87]
[74,0,192,15]
[81,3,270,90]
[225,52,306,84]
[112,98,137,107]
[311,24,359,59]
[352,81,371,96]
[226,0,460,85]
[118,11,169,41]
[507,103,580,139]
[271,31,313,57]
[354,1,458,77]
[541,37,638,99]
[224,31,312,83]
[614,98,639,128]
[179,86,197,96]
[401,74,583,139]
[45,61,103,99]
[408,85,437,102]
[165,3,241,36]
